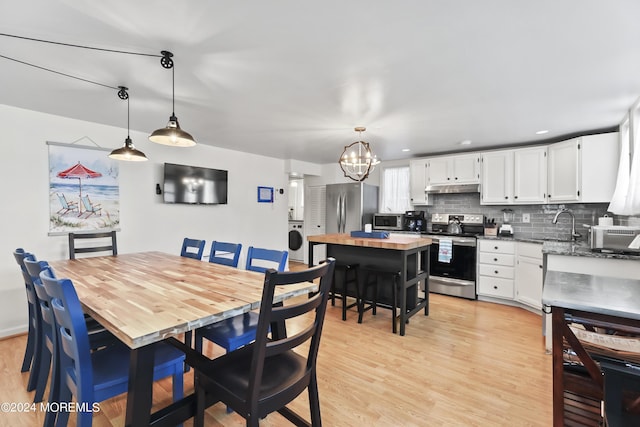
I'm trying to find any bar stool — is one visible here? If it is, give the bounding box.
[601,358,640,426]
[330,262,360,321]
[359,267,401,333]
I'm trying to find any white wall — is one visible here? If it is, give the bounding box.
[0,104,289,337]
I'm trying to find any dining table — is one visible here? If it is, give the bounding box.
[48,251,318,427]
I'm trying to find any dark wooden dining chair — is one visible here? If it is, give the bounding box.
[208,241,242,267]
[184,258,336,427]
[68,230,117,260]
[245,246,288,272]
[40,267,185,427]
[180,237,206,260]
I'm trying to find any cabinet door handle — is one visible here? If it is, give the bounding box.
[504,196,508,199]
[494,246,498,250]
[493,285,498,289]
[494,270,499,274]
[494,258,498,262]
[514,195,518,199]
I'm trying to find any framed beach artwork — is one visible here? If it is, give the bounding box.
[47,141,120,234]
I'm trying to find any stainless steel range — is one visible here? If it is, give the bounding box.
[425,213,484,300]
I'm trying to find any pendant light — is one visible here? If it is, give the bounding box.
[339,127,380,181]
[148,51,196,147]
[109,86,148,161]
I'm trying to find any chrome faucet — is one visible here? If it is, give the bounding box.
[552,208,581,241]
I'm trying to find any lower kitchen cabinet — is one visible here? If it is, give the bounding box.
[477,239,515,300]
[515,242,543,311]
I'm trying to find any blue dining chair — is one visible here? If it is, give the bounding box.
[13,249,43,394]
[207,241,242,267]
[40,268,185,427]
[180,237,206,260]
[24,258,118,420]
[195,246,287,355]
[245,246,288,273]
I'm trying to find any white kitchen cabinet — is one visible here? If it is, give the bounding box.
[480,150,514,204]
[427,153,480,185]
[515,242,543,311]
[409,159,431,205]
[477,239,515,300]
[547,139,580,203]
[513,146,547,204]
[547,133,619,204]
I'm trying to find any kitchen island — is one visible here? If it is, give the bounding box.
[308,233,432,336]
[543,270,640,426]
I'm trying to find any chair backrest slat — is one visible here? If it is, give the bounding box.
[181,238,206,260]
[245,246,288,273]
[68,231,117,260]
[208,241,242,267]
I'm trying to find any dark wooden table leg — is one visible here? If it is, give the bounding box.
[125,344,155,427]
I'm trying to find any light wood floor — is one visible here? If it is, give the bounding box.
[0,264,552,426]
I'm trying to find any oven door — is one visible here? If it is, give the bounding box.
[428,236,477,299]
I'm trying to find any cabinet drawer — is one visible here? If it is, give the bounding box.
[479,264,515,279]
[478,239,516,254]
[479,253,514,266]
[478,276,514,299]
[517,242,542,259]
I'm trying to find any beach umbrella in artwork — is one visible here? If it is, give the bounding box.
[56,161,102,215]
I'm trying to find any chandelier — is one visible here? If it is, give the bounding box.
[339,127,380,181]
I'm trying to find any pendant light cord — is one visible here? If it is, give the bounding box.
[0,32,161,58]
[172,65,176,116]
[0,53,119,90]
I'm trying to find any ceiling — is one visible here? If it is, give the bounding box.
[2,1,639,165]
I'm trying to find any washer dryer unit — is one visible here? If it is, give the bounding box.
[288,220,304,261]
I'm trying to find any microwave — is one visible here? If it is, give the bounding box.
[373,213,404,231]
[591,225,640,253]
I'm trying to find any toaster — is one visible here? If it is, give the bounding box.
[590,225,640,253]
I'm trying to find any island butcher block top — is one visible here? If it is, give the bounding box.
[308,233,432,250]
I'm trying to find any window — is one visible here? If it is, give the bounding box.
[380,166,411,213]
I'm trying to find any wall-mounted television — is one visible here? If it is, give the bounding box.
[163,163,228,205]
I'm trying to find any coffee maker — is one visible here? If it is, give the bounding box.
[404,211,427,232]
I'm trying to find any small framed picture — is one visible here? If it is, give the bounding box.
[257,186,274,203]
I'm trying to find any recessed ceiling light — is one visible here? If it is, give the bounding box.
[402,148,410,152]
[460,140,472,146]
[536,130,549,135]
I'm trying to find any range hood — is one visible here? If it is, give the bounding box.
[425,183,481,194]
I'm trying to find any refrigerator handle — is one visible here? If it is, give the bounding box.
[336,193,343,233]
[341,192,347,233]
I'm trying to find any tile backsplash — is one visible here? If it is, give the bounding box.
[418,193,612,241]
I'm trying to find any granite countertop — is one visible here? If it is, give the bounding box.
[542,270,640,320]
[477,235,640,260]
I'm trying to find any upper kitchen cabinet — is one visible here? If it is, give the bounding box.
[427,153,480,185]
[547,133,619,204]
[513,146,547,204]
[409,159,432,205]
[481,150,514,204]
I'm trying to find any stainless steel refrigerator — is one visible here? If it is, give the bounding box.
[325,183,378,234]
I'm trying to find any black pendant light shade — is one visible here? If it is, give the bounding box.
[109,86,148,161]
[148,114,196,147]
[149,51,196,147]
[109,137,148,161]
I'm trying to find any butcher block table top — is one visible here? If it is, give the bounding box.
[49,251,318,349]
[308,233,432,250]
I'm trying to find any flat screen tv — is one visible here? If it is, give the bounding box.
[163,163,228,205]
